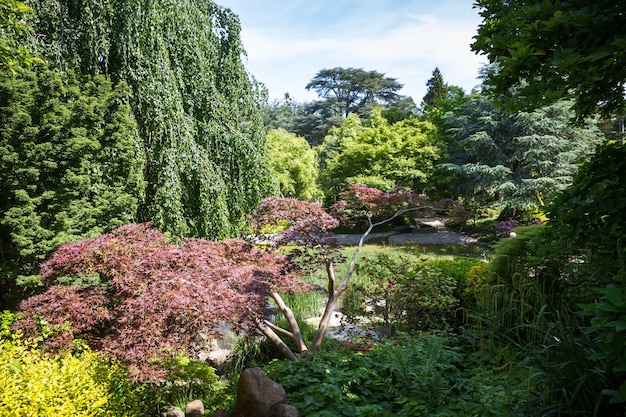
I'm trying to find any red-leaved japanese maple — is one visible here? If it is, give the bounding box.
[16,223,307,380]
[16,185,467,380]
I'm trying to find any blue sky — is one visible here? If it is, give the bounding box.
[216,0,487,103]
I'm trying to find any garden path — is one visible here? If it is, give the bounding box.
[335,218,478,245]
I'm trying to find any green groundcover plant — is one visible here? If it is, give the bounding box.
[265,334,526,417]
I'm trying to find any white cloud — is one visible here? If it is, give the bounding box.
[231,2,486,102]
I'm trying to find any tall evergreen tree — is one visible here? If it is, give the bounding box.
[422,67,448,108]
[443,96,603,215]
[0,69,145,307]
[306,67,403,118]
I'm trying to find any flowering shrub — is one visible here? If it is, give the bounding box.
[343,254,459,336]
[496,218,543,238]
[496,220,518,238]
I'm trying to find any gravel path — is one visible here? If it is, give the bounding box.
[335,229,479,245]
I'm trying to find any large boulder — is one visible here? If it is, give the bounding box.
[233,368,287,417]
[275,404,299,417]
[186,399,204,416]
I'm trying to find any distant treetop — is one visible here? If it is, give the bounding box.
[306,67,404,118]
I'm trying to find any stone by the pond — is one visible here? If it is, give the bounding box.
[161,405,185,417]
[185,399,204,416]
[234,368,287,417]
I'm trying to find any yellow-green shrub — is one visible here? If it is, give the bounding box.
[463,262,491,307]
[0,333,140,417]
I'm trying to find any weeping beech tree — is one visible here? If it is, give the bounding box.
[25,0,275,239]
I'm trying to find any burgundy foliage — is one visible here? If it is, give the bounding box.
[251,197,343,273]
[329,184,428,227]
[251,196,340,247]
[16,223,309,380]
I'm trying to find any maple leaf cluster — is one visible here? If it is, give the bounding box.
[251,196,340,246]
[329,184,428,227]
[251,197,344,273]
[16,223,309,380]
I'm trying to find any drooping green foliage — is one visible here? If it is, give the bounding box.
[472,0,626,119]
[443,96,603,214]
[318,109,444,203]
[0,69,145,306]
[25,0,275,240]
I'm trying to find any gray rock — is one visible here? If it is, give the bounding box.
[186,399,204,416]
[161,405,185,417]
[206,348,233,370]
[276,403,299,417]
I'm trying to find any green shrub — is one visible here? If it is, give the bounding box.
[463,262,491,308]
[426,257,483,305]
[0,333,143,416]
[343,254,459,336]
[488,224,545,286]
[151,354,234,414]
[265,335,526,417]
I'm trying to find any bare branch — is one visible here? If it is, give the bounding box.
[256,320,298,361]
[270,291,309,354]
[263,320,294,338]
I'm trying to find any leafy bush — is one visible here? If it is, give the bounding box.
[343,254,459,336]
[152,354,234,414]
[462,262,491,308]
[265,335,525,417]
[578,276,626,410]
[14,223,307,380]
[426,257,483,304]
[0,333,144,416]
[519,307,625,417]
